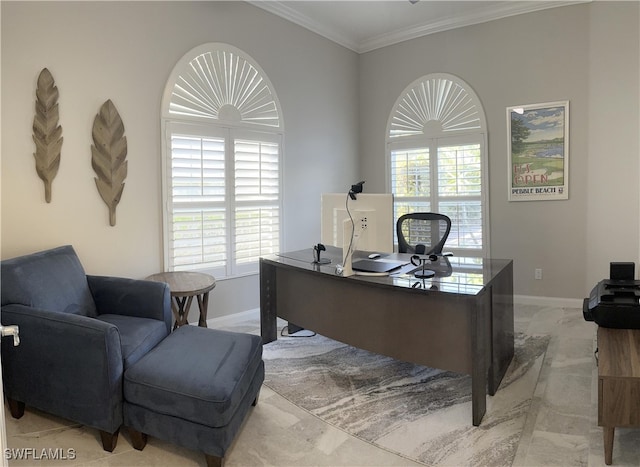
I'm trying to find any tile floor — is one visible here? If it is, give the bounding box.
[4,304,640,466]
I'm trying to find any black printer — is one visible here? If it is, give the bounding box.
[583,262,640,328]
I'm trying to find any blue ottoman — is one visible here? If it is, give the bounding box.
[123,325,264,467]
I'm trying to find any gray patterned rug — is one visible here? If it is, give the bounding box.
[260,330,549,466]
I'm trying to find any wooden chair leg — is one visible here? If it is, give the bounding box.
[99,429,119,452]
[128,427,148,451]
[6,397,25,419]
[205,454,224,467]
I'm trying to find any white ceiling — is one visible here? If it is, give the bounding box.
[250,1,587,53]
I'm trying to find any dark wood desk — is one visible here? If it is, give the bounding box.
[146,271,216,329]
[260,246,514,426]
[597,327,640,465]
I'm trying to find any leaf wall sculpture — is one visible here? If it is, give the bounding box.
[32,68,63,203]
[91,99,127,226]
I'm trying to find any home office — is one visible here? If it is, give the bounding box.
[2,1,639,465]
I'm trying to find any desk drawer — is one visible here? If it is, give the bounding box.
[599,377,640,427]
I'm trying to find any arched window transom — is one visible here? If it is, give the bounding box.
[389,74,483,139]
[168,49,280,128]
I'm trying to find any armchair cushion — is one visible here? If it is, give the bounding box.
[88,275,171,334]
[97,314,167,369]
[1,245,97,317]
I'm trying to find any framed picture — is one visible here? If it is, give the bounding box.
[507,101,569,201]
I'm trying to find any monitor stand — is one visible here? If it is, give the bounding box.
[415,269,435,279]
[339,217,362,277]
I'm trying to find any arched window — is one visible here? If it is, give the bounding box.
[161,43,283,278]
[387,73,489,257]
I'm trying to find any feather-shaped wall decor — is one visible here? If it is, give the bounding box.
[32,68,63,203]
[91,99,127,226]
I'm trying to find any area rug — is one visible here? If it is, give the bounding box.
[259,329,549,466]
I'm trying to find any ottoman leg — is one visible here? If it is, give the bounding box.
[99,429,119,452]
[252,390,261,407]
[128,427,148,451]
[205,454,224,467]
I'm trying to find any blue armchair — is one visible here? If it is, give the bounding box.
[1,245,171,451]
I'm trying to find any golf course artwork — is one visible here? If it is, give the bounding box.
[507,101,569,201]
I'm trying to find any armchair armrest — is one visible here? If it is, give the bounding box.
[87,275,171,333]
[0,304,123,433]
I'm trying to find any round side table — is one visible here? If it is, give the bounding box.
[146,271,216,330]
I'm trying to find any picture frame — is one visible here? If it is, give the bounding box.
[507,101,569,201]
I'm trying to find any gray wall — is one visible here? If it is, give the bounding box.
[586,1,640,294]
[1,1,359,318]
[358,2,639,300]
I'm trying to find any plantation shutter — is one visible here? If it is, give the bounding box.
[167,123,282,277]
[390,146,431,218]
[436,142,483,252]
[168,127,228,274]
[162,43,283,278]
[386,74,488,257]
[233,134,281,274]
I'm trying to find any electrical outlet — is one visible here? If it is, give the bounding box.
[535,268,542,280]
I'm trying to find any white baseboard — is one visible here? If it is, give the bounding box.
[206,308,260,327]
[515,295,583,308]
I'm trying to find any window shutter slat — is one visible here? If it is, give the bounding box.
[234,206,280,265]
[171,207,227,270]
[171,135,226,204]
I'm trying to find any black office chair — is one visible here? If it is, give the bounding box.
[396,212,452,254]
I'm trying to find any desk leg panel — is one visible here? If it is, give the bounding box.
[471,289,490,425]
[488,261,515,395]
[260,259,278,344]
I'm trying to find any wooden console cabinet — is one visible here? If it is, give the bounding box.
[598,327,640,464]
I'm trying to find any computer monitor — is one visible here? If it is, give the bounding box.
[321,193,394,254]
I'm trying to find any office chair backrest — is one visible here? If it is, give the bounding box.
[396,212,452,255]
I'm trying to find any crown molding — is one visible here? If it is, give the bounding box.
[360,1,588,53]
[249,1,590,54]
[249,1,361,52]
